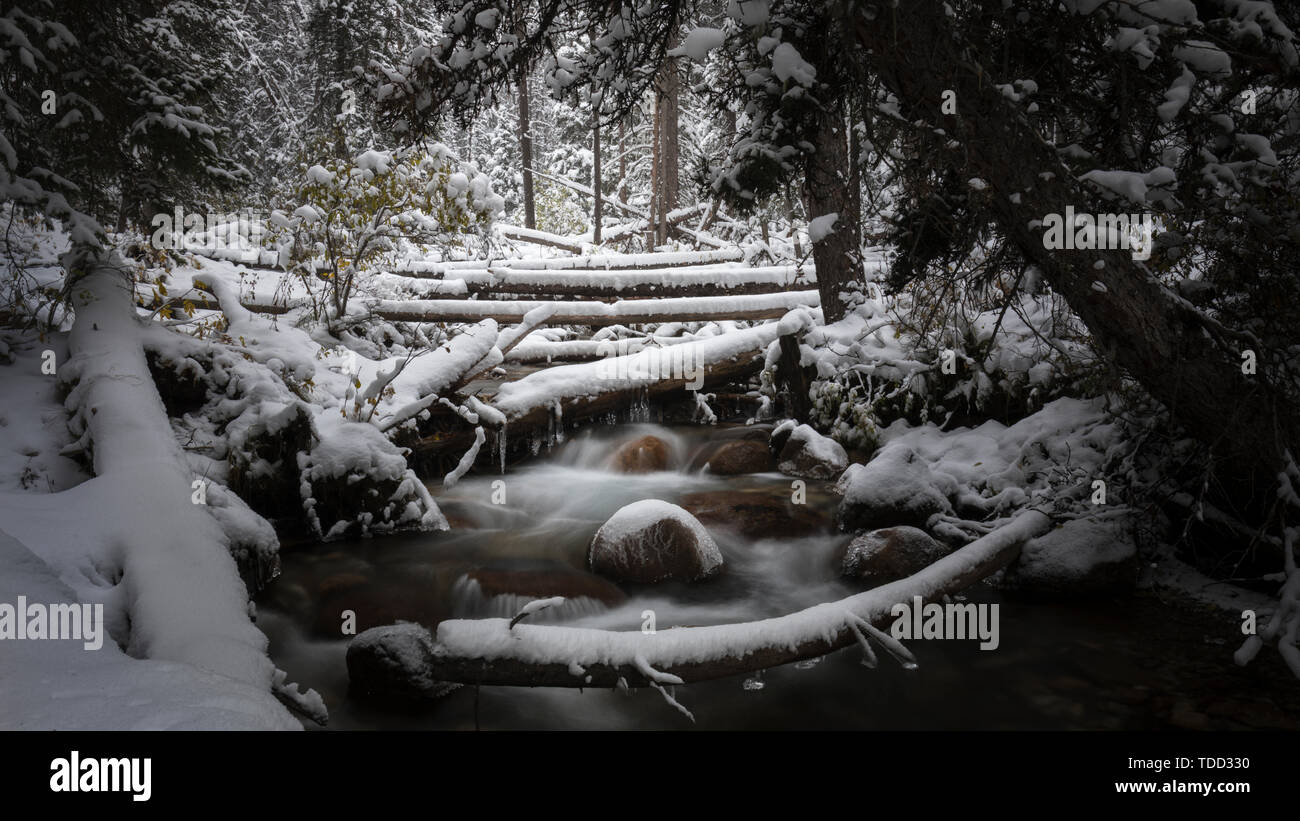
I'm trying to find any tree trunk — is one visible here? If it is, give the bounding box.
[655,52,680,246]
[852,6,1299,488]
[649,93,661,249]
[593,114,603,245]
[848,100,863,250]
[800,98,860,325]
[618,118,628,204]
[517,65,536,231]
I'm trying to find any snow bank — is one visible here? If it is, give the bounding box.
[0,528,298,730]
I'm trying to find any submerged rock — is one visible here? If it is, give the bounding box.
[839,526,950,584]
[701,439,774,475]
[463,564,627,606]
[777,423,848,480]
[835,444,953,532]
[311,566,452,638]
[347,622,458,701]
[999,516,1138,597]
[680,489,828,539]
[611,435,671,473]
[588,499,723,583]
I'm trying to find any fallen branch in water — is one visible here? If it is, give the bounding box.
[347,509,1053,693]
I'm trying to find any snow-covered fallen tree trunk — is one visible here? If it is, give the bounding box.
[354,510,1052,689]
[391,264,818,299]
[497,224,587,253]
[488,322,784,423]
[373,290,819,326]
[396,248,745,273]
[61,259,290,702]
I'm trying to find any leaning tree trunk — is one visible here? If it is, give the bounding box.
[801,97,861,325]
[852,4,1299,489]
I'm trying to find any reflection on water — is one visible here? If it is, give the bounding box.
[257,423,1300,730]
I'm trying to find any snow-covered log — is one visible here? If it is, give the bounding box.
[397,248,744,273]
[497,224,587,253]
[391,264,819,299]
[61,259,290,700]
[372,290,819,326]
[386,510,1053,688]
[488,323,786,423]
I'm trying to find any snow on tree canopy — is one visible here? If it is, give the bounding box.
[671,27,727,63]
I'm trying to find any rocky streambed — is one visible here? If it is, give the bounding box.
[255,421,1300,730]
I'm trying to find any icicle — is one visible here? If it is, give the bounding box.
[497,420,507,474]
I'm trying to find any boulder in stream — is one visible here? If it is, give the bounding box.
[777,423,848,480]
[680,489,828,539]
[611,435,671,473]
[999,516,1139,597]
[347,622,459,701]
[835,444,953,532]
[839,526,951,584]
[701,439,774,475]
[588,499,723,583]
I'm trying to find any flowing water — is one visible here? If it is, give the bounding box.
[257,422,1300,730]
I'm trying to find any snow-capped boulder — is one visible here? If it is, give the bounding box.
[835,444,953,532]
[610,435,671,473]
[999,516,1138,596]
[703,439,773,475]
[588,500,723,583]
[777,423,848,480]
[839,526,950,584]
[346,623,458,701]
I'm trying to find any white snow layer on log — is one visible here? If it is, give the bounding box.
[495,304,557,354]
[373,290,819,322]
[506,338,651,362]
[396,248,746,272]
[398,319,500,397]
[430,510,1052,674]
[58,265,293,708]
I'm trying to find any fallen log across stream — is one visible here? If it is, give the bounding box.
[347,510,1054,691]
[401,321,787,465]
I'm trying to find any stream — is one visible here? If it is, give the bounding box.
[256,422,1300,730]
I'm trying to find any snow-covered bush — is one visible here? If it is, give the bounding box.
[783,286,1103,454]
[268,145,504,324]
